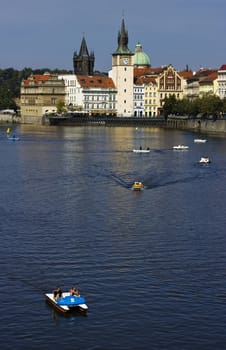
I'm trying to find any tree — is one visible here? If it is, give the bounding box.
[56,100,67,113]
[163,95,177,116]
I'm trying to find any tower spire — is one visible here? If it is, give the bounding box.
[113,18,132,55]
[73,35,95,75]
[79,36,89,56]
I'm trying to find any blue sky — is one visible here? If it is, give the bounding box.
[1,0,225,72]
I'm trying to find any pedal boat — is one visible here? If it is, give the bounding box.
[173,144,189,150]
[199,157,210,164]
[194,139,207,143]
[132,181,144,191]
[45,292,88,313]
[133,149,150,153]
[7,136,20,141]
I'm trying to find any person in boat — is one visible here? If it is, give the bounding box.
[70,286,80,297]
[139,146,142,150]
[53,287,62,300]
[147,147,150,150]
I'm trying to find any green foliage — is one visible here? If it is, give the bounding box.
[163,94,226,117]
[0,67,72,111]
[162,95,177,116]
[56,100,67,113]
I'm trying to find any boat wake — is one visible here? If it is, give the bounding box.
[87,158,220,191]
[144,174,201,189]
[106,172,131,188]
[142,166,215,190]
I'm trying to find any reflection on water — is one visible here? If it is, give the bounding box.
[1,125,226,350]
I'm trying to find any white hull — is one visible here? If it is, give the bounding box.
[45,292,88,313]
[194,139,207,143]
[133,149,150,153]
[199,157,210,164]
[173,145,189,150]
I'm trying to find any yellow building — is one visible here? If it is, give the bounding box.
[20,73,65,124]
[134,65,183,116]
[199,71,218,97]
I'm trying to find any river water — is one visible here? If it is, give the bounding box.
[1,125,226,350]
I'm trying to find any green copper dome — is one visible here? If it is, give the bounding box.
[133,42,151,67]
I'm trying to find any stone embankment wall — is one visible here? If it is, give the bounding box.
[1,112,226,135]
[167,118,226,135]
[0,113,21,124]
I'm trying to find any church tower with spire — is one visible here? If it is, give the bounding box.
[73,36,95,75]
[112,18,134,116]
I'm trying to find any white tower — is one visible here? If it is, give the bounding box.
[112,19,134,117]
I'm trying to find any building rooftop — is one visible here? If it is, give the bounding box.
[77,75,116,89]
[133,42,151,67]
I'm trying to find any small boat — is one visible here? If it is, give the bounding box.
[8,136,20,141]
[132,181,144,191]
[194,139,207,143]
[173,145,189,150]
[199,157,211,164]
[133,149,150,153]
[45,292,88,313]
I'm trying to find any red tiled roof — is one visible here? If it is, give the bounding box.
[134,67,164,79]
[219,64,226,70]
[24,74,51,86]
[199,71,218,84]
[179,71,193,79]
[135,76,157,85]
[195,69,217,78]
[77,75,116,88]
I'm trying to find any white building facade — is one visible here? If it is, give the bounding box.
[218,65,226,99]
[111,19,134,117]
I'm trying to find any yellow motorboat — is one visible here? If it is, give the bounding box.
[132,181,144,191]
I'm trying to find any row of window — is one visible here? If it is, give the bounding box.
[84,95,116,101]
[134,95,143,100]
[145,100,156,104]
[64,80,77,86]
[84,103,116,110]
[145,92,157,97]
[218,75,226,80]
[22,98,57,105]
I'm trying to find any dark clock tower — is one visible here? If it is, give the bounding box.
[73,36,95,75]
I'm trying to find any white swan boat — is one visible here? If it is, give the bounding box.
[194,139,207,143]
[199,157,210,164]
[173,145,189,150]
[45,292,88,313]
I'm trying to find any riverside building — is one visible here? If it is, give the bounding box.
[20,18,225,124]
[20,73,65,124]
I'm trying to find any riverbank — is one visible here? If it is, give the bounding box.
[166,118,226,135]
[0,113,20,124]
[47,114,226,135]
[2,112,226,136]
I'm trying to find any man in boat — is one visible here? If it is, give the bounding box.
[70,286,80,297]
[53,287,62,300]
